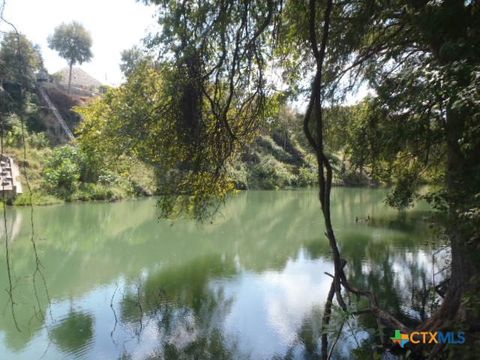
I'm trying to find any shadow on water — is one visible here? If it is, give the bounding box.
[0,188,443,359]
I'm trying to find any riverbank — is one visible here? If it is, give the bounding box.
[4,144,156,206]
[6,142,375,207]
[5,135,377,207]
[2,89,373,206]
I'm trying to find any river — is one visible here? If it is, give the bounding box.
[0,189,445,359]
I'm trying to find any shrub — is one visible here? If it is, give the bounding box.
[28,132,50,149]
[43,148,81,197]
[226,161,249,189]
[43,145,101,197]
[73,183,120,201]
[98,171,118,185]
[295,166,317,187]
[4,115,24,148]
[250,156,296,189]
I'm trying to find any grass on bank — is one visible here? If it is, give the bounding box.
[4,144,157,206]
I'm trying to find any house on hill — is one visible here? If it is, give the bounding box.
[53,67,103,96]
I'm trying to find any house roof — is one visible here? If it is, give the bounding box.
[54,67,102,89]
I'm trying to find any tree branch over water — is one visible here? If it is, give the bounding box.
[77,0,480,356]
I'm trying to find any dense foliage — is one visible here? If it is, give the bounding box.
[78,1,480,221]
[119,46,150,78]
[43,145,83,196]
[78,59,279,218]
[0,32,42,90]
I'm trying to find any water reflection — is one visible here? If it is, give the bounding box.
[114,250,335,359]
[214,251,332,359]
[0,189,442,359]
[0,208,23,243]
[51,310,93,356]
[119,255,237,359]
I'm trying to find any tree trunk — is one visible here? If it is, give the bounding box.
[425,107,480,330]
[68,62,73,95]
[304,0,479,355]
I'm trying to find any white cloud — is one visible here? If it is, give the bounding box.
[212,252,333,359]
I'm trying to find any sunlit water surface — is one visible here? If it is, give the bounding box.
[0,189,444,359]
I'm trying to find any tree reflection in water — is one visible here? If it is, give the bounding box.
[116,212,442,360]
[118,255,241,359]
[0,191,444,359]
[50,310,93,356]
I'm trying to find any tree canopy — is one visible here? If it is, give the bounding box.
[78,0,480,237]
[0,32,42,89]
[48,21,92,92]
[48,21,92,66]
[119,46,150,78]
[77,1,480,355]
[78,60,280,219]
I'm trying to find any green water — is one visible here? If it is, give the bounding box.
[0,189,442,359]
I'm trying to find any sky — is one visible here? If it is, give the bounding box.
[0,0,367,104]
[0,0,158,85]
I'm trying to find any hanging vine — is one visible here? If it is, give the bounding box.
[0,0,51,329]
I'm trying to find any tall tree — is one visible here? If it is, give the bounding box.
[48,21,93,94]
[0,32,42,89]
[320,0,480,334]
[119,46,150,78]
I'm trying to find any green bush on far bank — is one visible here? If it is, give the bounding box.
[41,145,157,202]
[13,192,62,206]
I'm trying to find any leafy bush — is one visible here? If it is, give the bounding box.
[73,183,120,201]
[43,145,102,196]
[4,115,24,148]
[43,147,81,197]
[28,132,50,149]
[98,171,118,185]
[2,112,50,149]
[295,166,317,187]
[250,156,296,189]
[226,161,249,189]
